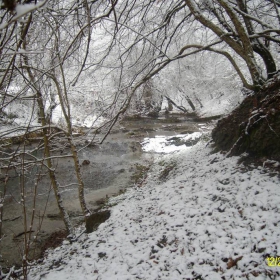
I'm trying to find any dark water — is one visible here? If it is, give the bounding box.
[0,115,202,268]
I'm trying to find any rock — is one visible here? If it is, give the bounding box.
[85,210,111,233]
[82,159,90,165]
[147,111,159,118]
[47,213,63,220]
[167,136,200,147]
[98,252,107,258]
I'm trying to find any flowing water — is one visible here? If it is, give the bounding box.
[0,115,205,269]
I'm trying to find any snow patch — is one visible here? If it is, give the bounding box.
[141,132,202,153]
[29,138,280,279]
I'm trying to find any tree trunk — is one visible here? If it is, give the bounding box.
[164,96,188,113]
[22,47,73,235]
[186,95,196,111]
[186,0,265,89]
[53,64,91,219]
[167,99,173,111]
[252,43,277,79]
[37,98,74,235]
[194,95,203,108]
[236,0,277,79]
[69,138,91,218]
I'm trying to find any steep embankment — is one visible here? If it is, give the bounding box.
[29,135,280,280]
[212,76,280,162]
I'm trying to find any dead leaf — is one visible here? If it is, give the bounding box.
[227,256,243,269]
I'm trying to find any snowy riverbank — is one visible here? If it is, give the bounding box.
[30,133,280,280]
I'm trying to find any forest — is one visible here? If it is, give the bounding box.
[0,0,280,279]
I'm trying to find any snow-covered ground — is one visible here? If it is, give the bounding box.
[0,103,107,138]
[30,132,280,280]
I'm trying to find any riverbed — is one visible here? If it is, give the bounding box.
[0,114,209,269]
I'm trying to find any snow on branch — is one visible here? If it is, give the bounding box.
[0,1,47,30]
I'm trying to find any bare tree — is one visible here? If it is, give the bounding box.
[0,0,279,278]
[132,1,277,87]
[0,1,118,277]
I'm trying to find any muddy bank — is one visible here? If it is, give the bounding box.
[212,77,280,161]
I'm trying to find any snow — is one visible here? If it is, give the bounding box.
[52,105,107,129]
[2,103,37,126]
[15,4,37,17]
[72,115,107,129]
[0,103,107,139]
[0,103,39,137]
[198,97,242,118]
[141,132,202,153]
[29,131,280,280]
[0,2,47,30]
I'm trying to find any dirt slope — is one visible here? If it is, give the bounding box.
[212,76,280,161]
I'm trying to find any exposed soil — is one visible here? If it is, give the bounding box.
[212,75,280,162]
[85,210,111,233]
[40,230,68,258]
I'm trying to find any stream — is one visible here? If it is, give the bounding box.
[0,114,207,269]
